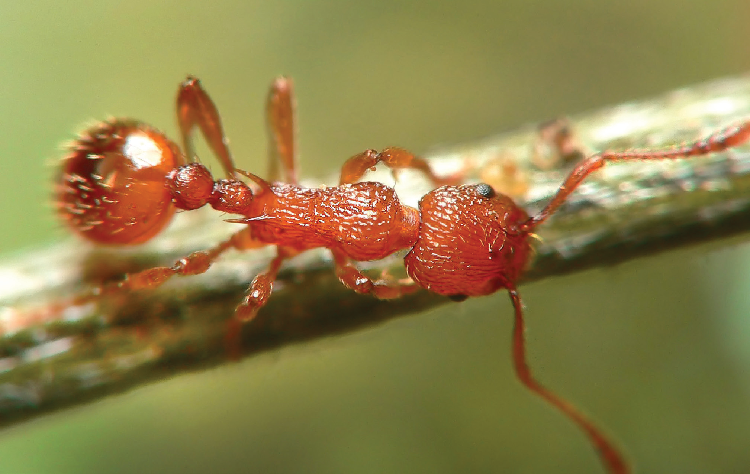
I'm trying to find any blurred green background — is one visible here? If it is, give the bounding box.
[2,1,750,473]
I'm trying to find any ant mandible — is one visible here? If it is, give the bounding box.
[55,76,750,474]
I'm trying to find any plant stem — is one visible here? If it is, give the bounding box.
[2,74,750,427]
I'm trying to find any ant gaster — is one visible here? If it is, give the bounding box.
[55,76,750,474]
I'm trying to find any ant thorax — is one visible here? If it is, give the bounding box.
[239,181,420,260]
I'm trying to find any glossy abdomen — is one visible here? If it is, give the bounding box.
[56,120,184,245]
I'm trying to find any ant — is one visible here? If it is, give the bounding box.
[55,76,750,474]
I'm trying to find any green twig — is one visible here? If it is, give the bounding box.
[2,73,750,427]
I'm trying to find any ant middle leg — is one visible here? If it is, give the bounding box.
[339,147,463,186]
[330,249,419,299]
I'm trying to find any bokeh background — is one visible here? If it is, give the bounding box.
[2,1,750,473]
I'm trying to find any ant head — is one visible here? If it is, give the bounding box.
[404,183,532,298]
[56,120,186,245]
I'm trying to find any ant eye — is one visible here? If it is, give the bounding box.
[475,183,496,199]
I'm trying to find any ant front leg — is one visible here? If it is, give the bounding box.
[330,249,418,299]
[266,77,299,185]
[506,286,628,474]
[339,147,463,186]
[176,76,237,177]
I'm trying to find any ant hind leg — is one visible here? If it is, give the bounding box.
[76,228,263,307]
[266,77,298,185]
[226,246,298,357]
[176,77,237,178]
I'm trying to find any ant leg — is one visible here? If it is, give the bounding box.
[79,228,263,303]
[507,287,628,474]
[524,121,750,230]
[531,117,585,170]
[479,151,529,199]
[339,147,463,186]
[233,246,298,323]
[176,76,236,178]
[225,246,297,357]
[266,77,298,185]
[330,249,419,299]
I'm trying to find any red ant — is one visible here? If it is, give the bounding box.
[55,76,750,474]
